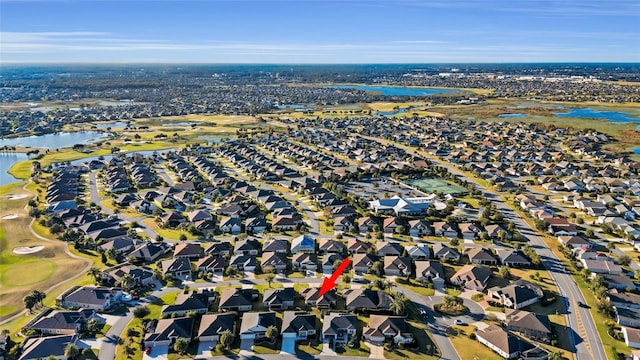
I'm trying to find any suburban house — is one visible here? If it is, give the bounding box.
[27,309,103,335]
[321,313,358,348]
[608,289,640,309]
[292,252,318,271]
[262,239,290,254]
[319,239,345,254]
[581,259,623,275]
[352,253,377,274]
[229,254,257,271]
[376,241,404,256]
[56,286,123,311]
[144,317,195,349]
[467,248,498,265]
[488,285,540,309]
[219,288,257,312]
[450,265,492,291]
[219,217,243,235]
[343,289,392,311]
[433,222,458,238]
[558,235,592,248]
[197,313,236,343]
[363,315,414,345]
[19,334,82,360]
[383,256,412,276]
[281,311,317,341]
[623,327,640,349]
[415,261,446,288]
[408,219,431,238]
[476,324,549,359]
[301,287,337,308]
[263,288,295,310]
[128,242,171,263]
[239,312,278,341]
[161,291,213,317]
[291,234,316,253]
[261,252,288,273]
[459,222,482,240]
[205,242,232,257]
[160,257,193,280]
[616,307,640,328]
[347,238,373,254]
[173,243,203,259]
[196,255,226,273]
[496,249,531,267]
[504,309,552,343]
[406,245,431,260]
[234,239,260,256]
[432,243,460,262]
[101,264,156,288]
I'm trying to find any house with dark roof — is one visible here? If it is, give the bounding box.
[616,307,640,328]
[173,242,203,259]
[608,289,640,309]
[432,243,460,262]
[319,239,345,254]
[450,265,492,291]
[101,264,156,288]
[233,239,260,256]
[20,334,83,360]
[27,308,103,335]
[229,254,257,271]
[488,284,540,309]
[144,317,195,348]
[496,249,531,267]
[321,313,358,348]
[347,238,373,254]
[161,291,214,317]
[363,315,413,345]
[376,241,404,256]
[263,288,295,310]
[205,241,232,256]
[301,287,337,308]
[197,313,236,343]
[196,255,226,273]
[292,252,318,271]
[505,309,552,343]
[467,248,498,265]
[343,289,392,311]
[262,239,290,254]
[261,252,288,272]
[219,288,257,312]
[415,261,446,288]
[160,257,193,280]
[406,245,431,260]
[282,311,317,341]
[128,241,171,263]
[352,253,377,274]
[239,312,278,341]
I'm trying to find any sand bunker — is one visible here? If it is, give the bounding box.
[6,194,29,200]
[13,246,45,255]
[2,214,19,220]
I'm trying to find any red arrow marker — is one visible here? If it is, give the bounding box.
[318,258,351,296]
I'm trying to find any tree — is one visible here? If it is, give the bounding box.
[31,290,46,307]
[390,293,410,315]
[87,267,101,282]
[87,318,101,334]
[173,337,189,354]
[117,274,136,289]
[23,295,36,313]
[498,266,511,280]
[133,305,150,318]
[618,255,631,266]
[220,329,234,350]
[265,325,278,341]
[64,343,80,359]
[342,274,351,283]
[101,252,108,264]
[106,247,118,260]
[265,273,276,288]
[371,261,384,275]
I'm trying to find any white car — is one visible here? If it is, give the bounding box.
[454,319,465,325]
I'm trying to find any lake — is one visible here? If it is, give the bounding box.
[554,108,640,123]
[328,85,460,96]
[95,122,128,129]
[0,131,108,149]
[0,152,28,186]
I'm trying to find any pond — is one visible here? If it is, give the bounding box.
[0,152,28,186]
[95,122,129,129]
[0,131,108,149]
[554,108,640,123]
[328,85,461,96]
[498,113,528,118]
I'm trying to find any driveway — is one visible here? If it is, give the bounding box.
[280,336,296,355]
[143,345,168,360]
[367,341,385,359]
[239,338,254,355]
[320,339,337,356]
[196,341,217,358]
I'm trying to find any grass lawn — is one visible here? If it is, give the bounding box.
[167,341,199,360]
[141,218,198,240]
[253,339,282,354]
[335,341,370,357]
[297,340,322,355]
[445,288,461,297]
[396,282,435,296]
[449,325,502,360]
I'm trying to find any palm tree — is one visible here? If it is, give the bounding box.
[117,274,136,290]
[265,273,276,288]
[220,329,234,350]
[390,293,409,315]
[87,318,101,334]
[64,343,80,359]
[87,267,101,283]
[23,295,36,313]
[31,290,46,307]
[265,325,278,342]
[173,337,189,354]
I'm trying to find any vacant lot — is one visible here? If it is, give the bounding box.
[406,178,468,196]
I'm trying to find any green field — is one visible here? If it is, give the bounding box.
[406,178,468,196]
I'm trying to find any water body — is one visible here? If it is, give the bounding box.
[499,113,528,118]
[95,122,128,129]
[329,85,460,96]
[0,152,28,186]
[378,108,409,116]
[0,131,108,149]
[554,108,640,123]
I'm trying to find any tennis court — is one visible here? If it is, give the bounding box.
[406,178,468,196]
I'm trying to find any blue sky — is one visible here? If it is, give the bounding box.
[1,0,639,63]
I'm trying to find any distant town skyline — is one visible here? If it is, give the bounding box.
[1,0,639,63]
